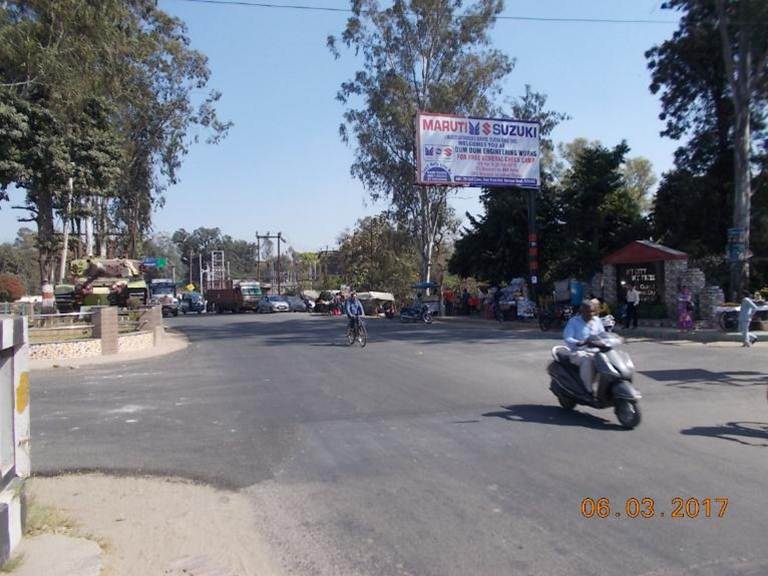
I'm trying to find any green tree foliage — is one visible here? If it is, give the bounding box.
[337,214,419,301]
[0,1,230,286]
[449,187,560,285]
[646,0,768,293]
[329,0,513,285]
[450,141,650,286]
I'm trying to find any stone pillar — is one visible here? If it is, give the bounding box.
[93,306,118,355]
[699,286,725,327]
[138,305,164,345]
[602,265,617,307]
[663,259,689,318]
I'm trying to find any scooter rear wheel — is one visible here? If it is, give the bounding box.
[615,399,641,429]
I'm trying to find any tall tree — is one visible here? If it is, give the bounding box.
[337,214,420,301]
[647,0,768,296]
[0,1,230,286]
[329,0,513,286]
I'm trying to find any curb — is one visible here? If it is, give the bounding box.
[434,316,765,343]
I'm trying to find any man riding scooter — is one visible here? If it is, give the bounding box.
[563,299,605,398]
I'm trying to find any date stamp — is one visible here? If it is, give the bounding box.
[580,497,729,519]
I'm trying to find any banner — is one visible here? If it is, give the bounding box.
[416,112,540,188]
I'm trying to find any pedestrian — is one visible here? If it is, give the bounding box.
[460,288,470,315]
[625,283,640,329]
[738,290,759,347]
[677,285,694,332]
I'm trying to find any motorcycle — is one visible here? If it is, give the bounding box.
[539,304,573,331]
[547,333,642,429]
[400,303,433,324]
[600,314,616,332]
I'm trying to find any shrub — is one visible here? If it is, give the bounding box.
[0,274,27,302]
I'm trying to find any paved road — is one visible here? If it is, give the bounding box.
[33,313,768,576]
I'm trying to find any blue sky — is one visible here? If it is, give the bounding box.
[0,0,683,253]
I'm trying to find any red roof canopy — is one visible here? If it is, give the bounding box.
[602,241,688,265]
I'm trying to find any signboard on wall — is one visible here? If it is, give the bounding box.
[416,112,540,188]
[617,262,664,303]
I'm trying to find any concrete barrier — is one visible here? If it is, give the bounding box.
[0,316,31,565]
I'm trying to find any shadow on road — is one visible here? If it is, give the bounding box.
[640,369,768,389]
[481,404,624,430]
[681,421,768,447]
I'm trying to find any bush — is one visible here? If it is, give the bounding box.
[0,273,27,302]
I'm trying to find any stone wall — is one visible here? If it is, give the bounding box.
[698,285,725,327]
[663,259,690,317]
[30,338,102,360]
[118,331,154,353]
[603,265,617,306]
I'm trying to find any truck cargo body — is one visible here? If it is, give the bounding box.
[206,281,261,313]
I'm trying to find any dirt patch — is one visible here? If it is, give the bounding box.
[27,474,282,576]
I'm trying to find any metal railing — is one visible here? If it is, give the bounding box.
[27,311,95,343]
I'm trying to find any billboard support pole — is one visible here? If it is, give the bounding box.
[527,187,539,301]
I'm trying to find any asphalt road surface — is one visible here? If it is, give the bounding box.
[33,313,768,576]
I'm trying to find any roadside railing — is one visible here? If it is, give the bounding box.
[27,310,95,344]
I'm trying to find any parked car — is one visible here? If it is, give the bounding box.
[180,292,206,314]
[258,295,290,313]
[285,296,308,312]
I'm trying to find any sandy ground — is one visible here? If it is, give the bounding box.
[27,474,283,576]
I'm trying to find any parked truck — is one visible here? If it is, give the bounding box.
[149,278,180,317]
[206,280,262,313]
[54,258,148,312]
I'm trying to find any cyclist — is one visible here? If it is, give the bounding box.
[345,290,365,335]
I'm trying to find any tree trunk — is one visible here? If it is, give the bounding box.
[730,107,751,299]
[718,0,754,299]
[58,178,73,283]
[85,195,94,257]
[34,185,56,288]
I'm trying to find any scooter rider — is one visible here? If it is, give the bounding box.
[563,299,606,397]
[345,290,365,332]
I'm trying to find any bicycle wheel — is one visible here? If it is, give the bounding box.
[358,324,367,347]
[346,327,355,345]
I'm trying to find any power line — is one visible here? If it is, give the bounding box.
[173,0,678,24]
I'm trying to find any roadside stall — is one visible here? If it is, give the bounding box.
[357,291,396,316]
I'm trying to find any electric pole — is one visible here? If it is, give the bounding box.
[277,232,282,294]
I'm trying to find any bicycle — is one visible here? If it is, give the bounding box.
[346,316,367,347]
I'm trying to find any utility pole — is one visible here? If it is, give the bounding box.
[277,232,282,294]
[189,249,193,284]
[199,254,204,295]
[255,231,261,283]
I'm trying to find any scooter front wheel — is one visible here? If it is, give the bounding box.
[558,395,576,410]
[422,312,433,324]
[615,399,641,429]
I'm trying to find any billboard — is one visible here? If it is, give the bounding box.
[416,112,540,188]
